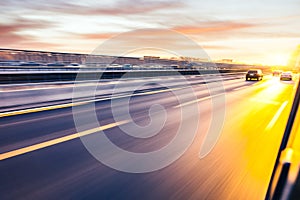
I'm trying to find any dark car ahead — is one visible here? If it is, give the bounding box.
[246,69,263,81]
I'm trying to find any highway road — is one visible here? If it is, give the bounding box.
[0,74,298,200]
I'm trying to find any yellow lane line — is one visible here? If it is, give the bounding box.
[0,120,129,161]
[0,102,88,118]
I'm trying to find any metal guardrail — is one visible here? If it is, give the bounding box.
[0,66,247,72]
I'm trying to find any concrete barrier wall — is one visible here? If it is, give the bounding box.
[0,69,247,84]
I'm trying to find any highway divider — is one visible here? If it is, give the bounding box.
[0,69,247,84]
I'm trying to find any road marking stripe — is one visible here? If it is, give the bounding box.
[0,120,129,161]
[250,98,281,105]
[266,101,288,130]
[173,93,224,108]
[233,86,248,91]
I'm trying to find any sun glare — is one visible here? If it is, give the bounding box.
[264,53,289,66]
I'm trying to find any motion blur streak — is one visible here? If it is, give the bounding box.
[0,75,297,199]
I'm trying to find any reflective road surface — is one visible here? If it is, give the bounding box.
[0,75,298,200]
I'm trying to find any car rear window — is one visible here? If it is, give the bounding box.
[248,70,257,73]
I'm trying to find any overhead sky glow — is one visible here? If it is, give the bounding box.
[0,0,299,65]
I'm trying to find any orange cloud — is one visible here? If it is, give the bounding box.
[78,21,258,47]
[81,33,116,40]
[0,18,59,49]
[0,19,48,34]
[25,0,184,16]
[173,21,257,34]
[202,45,230,50]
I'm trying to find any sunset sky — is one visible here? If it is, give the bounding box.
[1,0,299,65]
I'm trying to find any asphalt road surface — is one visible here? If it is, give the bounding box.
[0,75,298,200]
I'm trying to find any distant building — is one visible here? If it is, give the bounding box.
[220,59,233,63]
[0,48,258,70]
[0,48,84,65]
